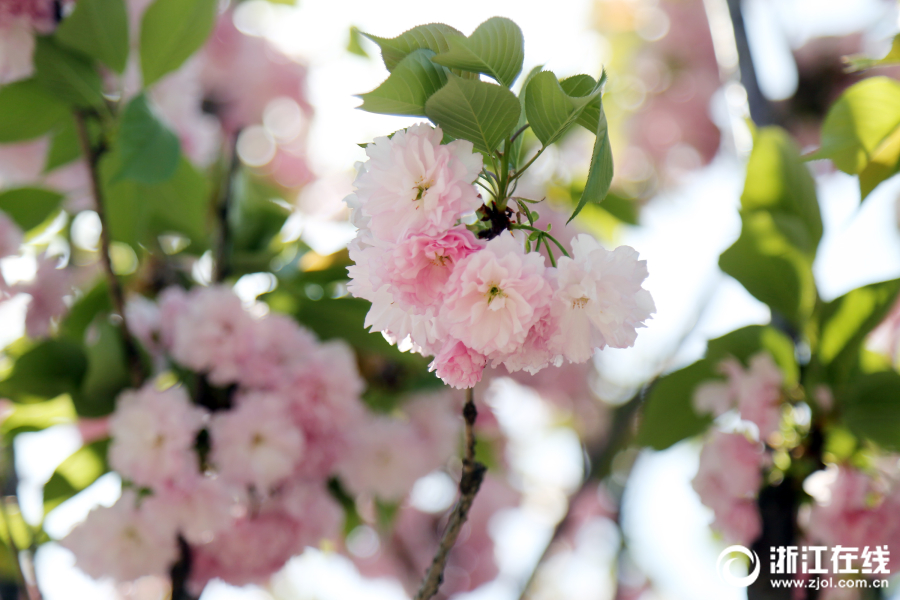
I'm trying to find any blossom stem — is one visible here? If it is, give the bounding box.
[413,388,486,600]
[510,225,570,258]
[73,111,146,389]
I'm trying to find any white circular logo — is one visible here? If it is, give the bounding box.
[717,545,761,587]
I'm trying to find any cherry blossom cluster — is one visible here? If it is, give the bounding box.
[61,285,458,590]
[346,124,655,389]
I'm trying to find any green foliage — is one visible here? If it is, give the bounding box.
[506,64,542,169]
[1,396,77,439]
[33,37,105,108]
[114,94,182,184]
[0,79,69,143]
[358,49,449,117]
[425,74,520,154]
[139,0,218,87]
[524,71,602,147]
[101,153,211,251]
[43,439,110,515]
[60,281,112,342]
[817,279,900,385]
[844,35,900,71]
[228,173,291,273]
[840,371,900,451]
[811,77,900,200]
[720,211,817,327]
[559,73,604,133]
[55,0,130,73]
[431,17,524,88]
[0,187,64,231]
[45,116,83,172]
[570,102,613,222]
[743,128,822,253]
[363,23,472,75]
[346,26,369,58]
[75,321,131,417]
[635,360,715,450]
[0,340,88,402]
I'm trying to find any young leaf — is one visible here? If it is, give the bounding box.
[43,439,110,514]
[362,23,468,72]
[560,72,605,133]
[33,36,105,107]
[0,187,64,230]
[140,0,218,87]
[809,77,900,199]
[431,17,524,88]
[114,94,181,184]
[719,211,817,328]
[0,340,88,401]
[841,371,900,451]
[347,26,369,58]
[101,155,210,251]
[525,71,601,147]
[744,127,822,253]
[818,278,900,384]
[358,49,449,116]
[425,74,520,154]
[55,0,130,73]
[0,79,69,142]
[569,102,613,222]
[635,359,715,450]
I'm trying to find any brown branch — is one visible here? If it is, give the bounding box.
[213,134,240,283]
[413,387,486,600]
[73,111,145,389]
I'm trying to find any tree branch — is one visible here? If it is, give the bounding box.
[413,388,486,600]
[73,111,146,389]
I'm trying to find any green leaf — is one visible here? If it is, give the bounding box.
[719,211,817,328]
[425,74,520,154]
[841,371,900,450]
[139,0,218,87]
[347,26,369,58]
[44,116,82,172]
[362,23,470,74]
[0,187,64,231]
[431,17,524,88]
[506,64,542,169]
[524,71,601,147]
[73,321,131,417]
[810,77,900,198]
[101,154,210,251]
[33,36,105,107]
[0,340,88,401]
[114,94,181,184]
[857,123,900,200]
[560,72,605,133]
[570,102,613,222]
[43,439,110,514]
[635,359,715,450]
[706,325,799,386]
[818,278,900,384]
[2,396,77,439]
[744,127,822,253]
[0,79,69,142]
[844,35,900,71]
[55,0,129,73]
[358,49,449,117]
[59,281,112,342]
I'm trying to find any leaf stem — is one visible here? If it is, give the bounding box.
[508,123,531,145]
[510,224,570,258]
[511,145,547,182]
[413,388,486,600]
[73,111,145,389]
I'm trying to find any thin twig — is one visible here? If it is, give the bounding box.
[73,111,145,389]
[413,388,486,600]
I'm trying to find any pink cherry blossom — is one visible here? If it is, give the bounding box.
[388,227,483,309]
[429,339,486,390]
[141,477,236,545]
[108,384,206,490]
[237,312,318,390]
[0,210,22,258]
[692,431,766,545]
[0,21,34,83]
[168,285,255,386]
[16,256,73,338]
[440,232,551,356]
[61,491,179,582]
[210,391,304,490]
[549,235,655,363]
[0,0,58,32]
[352,124,483,243]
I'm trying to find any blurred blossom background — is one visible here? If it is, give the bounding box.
[1,0,900,599]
